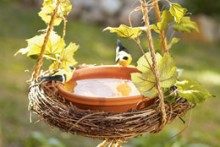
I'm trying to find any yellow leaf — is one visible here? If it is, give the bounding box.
[14,47,29,56]
[49,61,60,71]
[39,0,72,26]
[103,24,143,39]
[168,37,180,49]
[15,31,65,59]
[60,42,79,71]
[39,5,62,26]
[150,24,160,34]
[173,17,199,33]
[25,34,45,57]
[157,10,174,30]
[43,0,54,6]
[45,31,66,56]
[59,0,72,16]
[169,3,187,23]
[49,42,79,71]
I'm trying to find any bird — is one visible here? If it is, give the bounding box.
[115,40,132,67]
[41,66,75,84]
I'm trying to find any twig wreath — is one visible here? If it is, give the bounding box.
[15,0,213,146]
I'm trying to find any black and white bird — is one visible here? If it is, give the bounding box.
[115,40,132,67]
[41,66,75,83]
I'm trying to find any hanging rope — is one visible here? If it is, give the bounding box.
[139,0,167,129]
[152,0,168,53]
[32,0,60,80]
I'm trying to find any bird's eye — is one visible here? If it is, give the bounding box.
[123,56,128,60]
[69,66,74,70]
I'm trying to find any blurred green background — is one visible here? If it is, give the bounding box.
[0,0,220,147]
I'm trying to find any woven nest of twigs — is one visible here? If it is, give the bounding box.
[28,78,193,142]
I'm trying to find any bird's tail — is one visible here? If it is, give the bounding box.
[116,39,128,53]
[117,39,123,48]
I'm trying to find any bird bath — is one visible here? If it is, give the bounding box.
[57,66,154,113]
[73,78,140,97]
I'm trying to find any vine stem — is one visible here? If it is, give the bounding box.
[58,16,68,69]
[139,0,167,128]
[62,16,67,39]
[32,0,60,80]
[152,0,168,53]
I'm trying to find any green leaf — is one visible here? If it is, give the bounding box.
[39,0,72,26]
[131,72,157,98]
[158,53,178,88]
[131,53,178,97]
[168,37,180,50]
[173,17,199,33]
[157,10,174,30]
[136,52,162,73]
[103,24,143,39]
[176,80,212,104]
[169,3,187,23]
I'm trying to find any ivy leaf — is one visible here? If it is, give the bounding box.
[49,42,79,71]
[44,31,66,57]
[161,10,174,23]
[176,80,212,104]
[39,0,72,26]
[159,53,178,88]
[103,24,143,39]
[59,0,72,17]
[136,52,162,73]
[131,53,178,97]
[157,10,174,30]
[169,3,187,23]
[15,31,65,59]
[131,72,157,98]
[173,17,199,33]
[14,48,29,56]
[60,42,78,71]
[168,37,180,50]
[131,52,161,97]
[150,24,160,34]
[39,5,62,26]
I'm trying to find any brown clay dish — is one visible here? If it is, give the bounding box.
[57,66,154,113]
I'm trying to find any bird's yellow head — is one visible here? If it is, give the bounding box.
[116,52,132,67]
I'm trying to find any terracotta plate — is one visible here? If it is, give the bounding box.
[57,66,154,113]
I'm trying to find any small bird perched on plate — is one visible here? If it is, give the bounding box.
[41,66,75,84]
[115,40,132,67]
